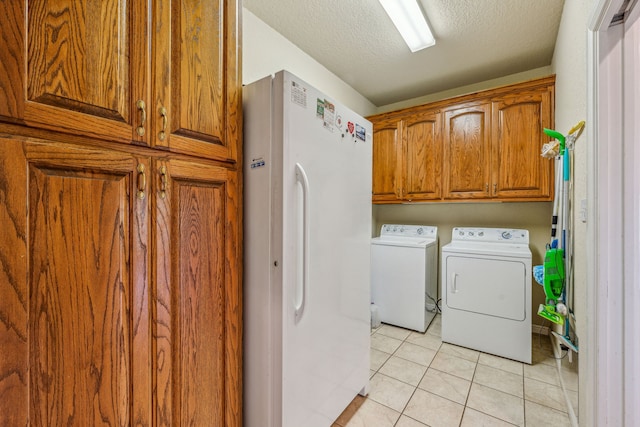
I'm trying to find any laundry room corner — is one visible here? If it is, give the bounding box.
[372,202,554,333]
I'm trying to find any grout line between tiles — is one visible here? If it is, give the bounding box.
[365,320,573,427]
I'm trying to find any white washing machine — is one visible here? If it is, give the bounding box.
[371,224,438,332]
[441,227,532,363]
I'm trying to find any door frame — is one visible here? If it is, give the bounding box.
[587,0,640,425]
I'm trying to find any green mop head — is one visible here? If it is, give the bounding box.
[538,303,565,325]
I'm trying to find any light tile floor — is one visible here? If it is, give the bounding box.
[333,315,578,427]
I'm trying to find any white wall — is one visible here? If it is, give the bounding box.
[377,66,553,113]
[551,0,589,343]
[242,8,377,117]
[550,0,590,424]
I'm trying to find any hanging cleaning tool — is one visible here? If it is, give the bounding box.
[537,248,565,325]
[541,128,565,159]
[535,121,585,345]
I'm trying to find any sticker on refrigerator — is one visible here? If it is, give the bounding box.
[291,81,307,107]
[356,123,366,142]
[318,99,335,132]
[250,156,266,169]
[347,121,355,135]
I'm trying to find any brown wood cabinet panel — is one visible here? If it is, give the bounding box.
[21,0,149,144]
[0,137,151,426]
[372,118,401,202]
[443,103,492,199]
[153,0,240,162]
[492,90,553,199]
[0,140,29,427]
[404,112,442,201]
[154,159,241,426]
[0,1,25,121]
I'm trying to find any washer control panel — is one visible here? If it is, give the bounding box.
[380,224,437,239]
[451,227,529,244]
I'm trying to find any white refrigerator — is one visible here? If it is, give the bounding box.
[243,71,372,427]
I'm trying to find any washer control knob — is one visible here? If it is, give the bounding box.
[501,231,512,240]
[479,231,484,237]
[417,227,423,235]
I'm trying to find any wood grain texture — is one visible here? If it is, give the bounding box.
[372,118,401,202]
[2,1,242,424]
[0,140,152,426]
[6,0,150,144]
[368,76,555,204]
[491,89,553,199]
[443,103,492,199]
[404,112,442,201]
[0,1,26,120]
[155,159,241,427]
[160,0,239,163]
[0,138,29,426]
[27,0,129,120]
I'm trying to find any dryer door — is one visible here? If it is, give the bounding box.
[444,255,527,321]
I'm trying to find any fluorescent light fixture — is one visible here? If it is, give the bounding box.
[379,0,435,52]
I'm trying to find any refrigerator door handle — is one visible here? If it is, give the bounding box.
[294,163,310,322]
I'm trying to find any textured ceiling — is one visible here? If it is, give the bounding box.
[243,0,565,106]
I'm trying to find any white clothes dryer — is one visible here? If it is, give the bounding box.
[371,224,438,332]
[441,227,532,364]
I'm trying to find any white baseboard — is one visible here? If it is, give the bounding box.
[532,324,550,335]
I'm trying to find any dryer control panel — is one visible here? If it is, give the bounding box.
[450,227,529,244]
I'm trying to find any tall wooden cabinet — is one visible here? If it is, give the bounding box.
[370,76,555,203]
[0,1,241,426]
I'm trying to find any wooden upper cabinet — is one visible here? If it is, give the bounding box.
[152,0,240,162]
[442,103,492,199]
[491,88,553,199]
[404,112,442,201]
[371,111,441,202]
[0,0,240,163]
[372,118,402,202]
[370,77,554,204]
[0,137,151,426]
[0,1,149,144]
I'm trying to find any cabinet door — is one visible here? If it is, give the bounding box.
[492,89,553,200]
[154,158,241,426]
[372,118,402,202]
[152,0,240,163]
[0,1,150,144]
[0,138,151,426]
[443,103,492,199]
[404,112,442,201]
